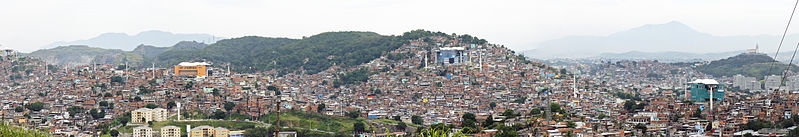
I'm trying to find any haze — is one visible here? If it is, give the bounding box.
[0,0,796,52]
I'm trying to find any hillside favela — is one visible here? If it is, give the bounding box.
[3,1,799,137]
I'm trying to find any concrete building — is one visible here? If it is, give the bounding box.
[175,62,211,77]
[434,47,468,65]
[132,126,153,137]
[152,108,168,121]
[229,130,245,137]
[786,75,799,91]
[733,74,759,90]
[190,125,215,137]
[132,108,168,124]
[689,79,725,102]
[765,75,782,90]
[214,127,230,137]
[160,126,181,137]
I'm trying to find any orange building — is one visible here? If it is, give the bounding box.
[174,62,210,77]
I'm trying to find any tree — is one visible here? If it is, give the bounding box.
[184,81,194,89]
[99,101,109,107]
[25,101,45,111]
[412,115,424,125]
[267,85,278,91]
[110,130,119,137]
[490,102,497,109]
[496,125,518,137]
[119,113,131,125]
[484,115,495,127]
[110,76,125,84]
[14,106,23,112]
[623,100,637,112]
[134,96,142,101]
[530,108,541,116]
[635,123,647,135]
[104,92,113,97]
[317,103,326,113]
[89,108,105,119]
[393,116,401,121]
[502,109,515,118]
[354,121,366,133]
[67,106,84,115]
[167,101,176,109]
[244,127,271,137]
[224,102,236,112]
[347,110,360,118]
[550,103,562,114]
[788,128,799,137]
[396,122,407,130]
[461,113,478,133]
[212,110,226,119]
[567,121,576,128]
[145,103,158,109]
[212,89,221,96]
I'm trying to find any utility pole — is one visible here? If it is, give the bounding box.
[275,98,281,137]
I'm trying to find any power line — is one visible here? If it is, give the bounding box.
[765,0,799,92]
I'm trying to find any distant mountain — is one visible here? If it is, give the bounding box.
[524,21,799,59]
[44,30,224,51]
[26,45,134,65]
[157,31,405,75]
[28,41,209,66]
[597,50,744,62]
[169,41,208,51]
[131,45,169,58]
[693,53,798,79]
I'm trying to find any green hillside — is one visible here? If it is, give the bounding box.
[695,53,799,79]
[27,45,128,65]
[156,31,405,75]
[155,36,299,71]
[27,30,442,75]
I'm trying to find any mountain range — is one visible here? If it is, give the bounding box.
[43,30,224,51]
[24,30,433,75]
[523,21,799,60]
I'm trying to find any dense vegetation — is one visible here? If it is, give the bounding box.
[0,122,49,137]
[694,54,799,79]
[156,36,297,69]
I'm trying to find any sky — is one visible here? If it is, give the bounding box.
[0,0,797,52]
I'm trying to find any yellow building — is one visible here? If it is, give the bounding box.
[132,126,153,137]
[132,108,168,124]
[214,127,229,137]
[175,62,210,77]
[131,108,152,124]
[160,126,181,137]
[190,125,215,137]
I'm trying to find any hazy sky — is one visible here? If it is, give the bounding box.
[0,0,797,52]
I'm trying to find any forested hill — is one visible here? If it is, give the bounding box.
[155,36,299,72]
[27,30,486,76]
[157,31,406,75]
[694,53,799,79]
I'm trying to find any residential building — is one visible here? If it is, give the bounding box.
[214,127,229,137]
[190,125,215,137]
[229,130,245,137]
[160,126,181,137]
[133,126,153,137]
[132,108,168,124]
[765,75,781,90]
